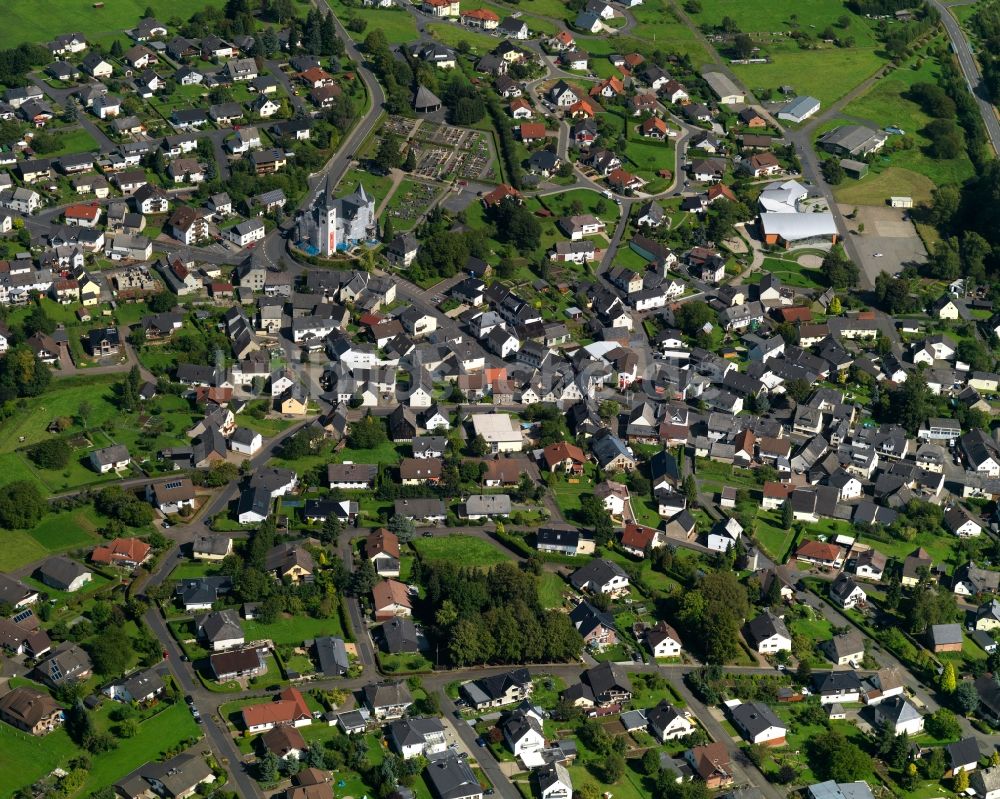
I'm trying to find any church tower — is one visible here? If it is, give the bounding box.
[316,175,338,256]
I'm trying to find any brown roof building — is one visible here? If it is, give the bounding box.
[0,686,63,735]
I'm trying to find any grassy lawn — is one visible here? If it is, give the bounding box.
[733,47,884,107]
[46,128,101,157]
[789,615,834,641]
[331,440,404,464]
[0,0,226,48]
[540,189,620,225]
[0,721,79,799]
[426,22,499,53]
[624,138,675,182]
[833,166,936,206]
[379,651,434,673]
[549,471,599,524]
[538,571,568,609]
[411,534,510,568]
[411,533,508,568]
[758,256,825,290]
[80,703,202,796]
[754,511,797,563]
[243,610,346,646]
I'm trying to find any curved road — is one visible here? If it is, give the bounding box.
[931,0,1000,154]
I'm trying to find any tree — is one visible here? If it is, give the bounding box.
[27,438,71,469]
[0,480,46,528]
[95,486,154,527]
[598,400,620,421]
[781,500,793,530]
[388,514,416,543]
[926,708,961,740]
[954,681,980,715]
[888,374,932,436]
[468,434,489,457]
[373,132,404,173]
[88,626,131,676]
[822,159,845,185]
[382,215,395,244]
[24,303,55,336]
[492,199,541,251]
[829,296,842,314]
[257,751,280,783]
[641,748,661,775]
[809,731,870,782]
[732,33,753,59]
[925,118,964,160]
[955,770,970,792]
[821,245,859,289]
[938,662,957,694]
[348,414,387,449]
[350,558,377,597]
[673,301,716,337]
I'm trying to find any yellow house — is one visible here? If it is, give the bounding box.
[279,391,308,416]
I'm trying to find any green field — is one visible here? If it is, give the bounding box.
[833,166,936,206]
[628,0,714,59]
[540,188,620,225]
[411,534,510,567]
[0,507,105,571]
[838,50,976,187]
[325,0,418,44]
[732,47,884,107]
[426,22,499,53]
[242,610,346,645]
[689,0,878,45]
[623,138,676,182]
[0,0,226,49]
[46,129,101,158]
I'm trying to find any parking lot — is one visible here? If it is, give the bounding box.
[839,203,927,280]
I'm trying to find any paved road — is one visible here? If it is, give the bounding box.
[932,0,1000,154]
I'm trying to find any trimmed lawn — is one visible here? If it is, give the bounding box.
[243,611,346,646]
[754,512,797,563]
[538,571,568,609]
[0,722,78,799]
[411,534,510,568]
[758,256,825,290]
[332,440,404,464]
[0,0,226,48]
[336,168,395,209]
[379,651,434,673]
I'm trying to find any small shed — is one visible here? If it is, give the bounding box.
[839,159,868,179]
[889,196,913,208]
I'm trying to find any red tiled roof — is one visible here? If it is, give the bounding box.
[91,537,150,565]
[796,540,843,562]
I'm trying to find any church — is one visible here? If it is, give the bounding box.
[297,178,376,256]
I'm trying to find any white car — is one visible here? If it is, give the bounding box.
[873,252,884,257]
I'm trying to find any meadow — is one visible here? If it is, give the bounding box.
[0,0,226,49]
